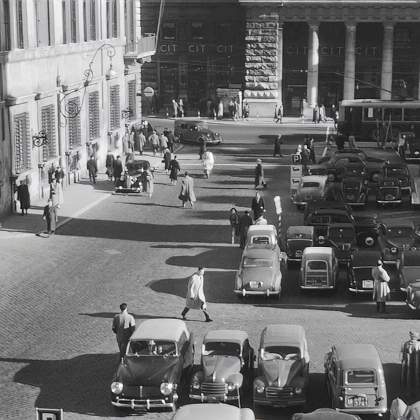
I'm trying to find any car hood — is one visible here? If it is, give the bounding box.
[202,356,241,382]
[385,237,415,249]
[116,356,180,386]
[287,239,313,253]
[240,268,274,286]
[260,359,303,387]
[295,188,323,199]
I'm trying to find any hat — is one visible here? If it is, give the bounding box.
[256,159,262,163]
[377,260,383,266]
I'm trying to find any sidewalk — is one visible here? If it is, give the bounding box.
[0,152,166,240]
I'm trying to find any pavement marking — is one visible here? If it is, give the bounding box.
[103,249,123,255]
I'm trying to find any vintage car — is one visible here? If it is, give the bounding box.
[404,132,420,160]
[111,318,194,411]
[189,330,254,406]
[320,223,356,265]
[382,162,411,192]
[390,398,420,420]
[341,177,369,207]
[318,153,369,181]
[376,177,403,206]
[405,282,420,312]
[300,247,339,290]
[286,226,315,263]
[292,408,362,420]
[399,250,420,291]
[245,225,278,249]
[378,222,420,265]
[324,344,387,416]
[253,324,310,408]
[174,119,222,144]
[292,175,328,209]
[171,403,255,420]
[304,208,354,237]
[348,249,382,294]
[234,246,283,298]
[114,160,151,194]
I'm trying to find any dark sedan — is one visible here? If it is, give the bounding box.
[382,162,411,192]
[376,177,403,206]
[320,223,356,265]
[349,249,382,294]
[341,177,369,207]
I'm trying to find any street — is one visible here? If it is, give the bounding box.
[1,120,419,420]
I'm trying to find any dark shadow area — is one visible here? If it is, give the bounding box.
[114,201,181,209]
[199,185,251,190]
[78,179,115,193]
[187,210,231,220]
[199,195,251,207]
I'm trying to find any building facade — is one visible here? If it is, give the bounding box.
[0,0,155,218]
[141,0,420,117]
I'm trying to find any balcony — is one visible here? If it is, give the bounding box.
[124,34,156,64]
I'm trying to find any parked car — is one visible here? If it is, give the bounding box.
[171,403,255,420]
[376,177,403,206]
[405,282,420,312]
[292,408,362,420]
[115,160,151,194]
[300,247,339,290]
[245,225,278,249]
[341,177,369,207]
[320,223,356,265]
[404,132,420,160]
[234,246,283,298]
[319,153,369,181]
[378,222,420,265]
[304,208,354,237]
[292,175,328,209]
[286,226,315,263]
[189,330,254,406]
[110,318,194,411]
[253,324,310,408]
[324,344,387,416]
[348,249,382,294]
[399,250,420,291]
[390,398,420,420]
[174,119,222,144]
[382,162,411,192]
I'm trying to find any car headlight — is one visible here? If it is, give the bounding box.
[391,247,397,254]
[111,382,123,395]
[295,387,303,394]
[255,383,265,393]
[192,380,200,390]
[160,382,173,396]
[227,382,236,391]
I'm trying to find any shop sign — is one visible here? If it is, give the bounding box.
[285,44,381,57]
[158,44,177,54]
[158,43,234,55]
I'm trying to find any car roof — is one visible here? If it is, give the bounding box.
[334,344,382,369]
[131,319,189,342]
[311,208,350,216]
[172,403,251,420]
[261,324,306,347]
[352,249,382,265]
[294,408,361,420]
[301,175,327,183]
[328,223,355,229]
[204,330,248,344]
[303,246,333,256]
[243,247,276,258]
[408,281,420,289]
[287,226,314,236]
[306,200,351,211]
[248,225,276,234]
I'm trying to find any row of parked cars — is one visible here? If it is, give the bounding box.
[110,318,389,418]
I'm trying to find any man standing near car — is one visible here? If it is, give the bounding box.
[372,260,391,313]
[112,303,136,359]
[238,210,253,249]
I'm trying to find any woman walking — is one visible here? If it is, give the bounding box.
[169,155,181,185]
[229,208,240,244]
[202,150,215,178]
[16,180,30,215]
[163,148,171,173]
[254,159,267,189]
[179,172,196,208]
[145,168,154,198]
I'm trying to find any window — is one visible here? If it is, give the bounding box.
[2,0,11,51]
[67,97,81,147]
[62,0,67,44]
[191,22,204,40]
[127,80,137,121]
[203,342,241,357]
[90,0,96,40]
[16,0,24,48]
[162,23,176,40]
[70,0,77,42]
[41,104,57,160]
[88,91,100,140]
[14,113,31,173]
[307,260,327,270]
[346,370,375,384]
[35,0,51,47]
[384,108,403,121]
[124,0,134,47]
[112,0,118,38]
[83,0,87,42]
[109,85,121,130]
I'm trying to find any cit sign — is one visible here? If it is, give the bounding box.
[36,408,63,420]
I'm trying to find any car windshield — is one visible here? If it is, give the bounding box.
[343,181,360,189]
[243,258,273,267]
[251,236,270,245]
[385,167,407,176]
[336,157,363,166]
[346,369,375,384]
[203,341,241,357]
[302,182,320,188]
[262,346,301,361]
[329,227,355,241]
[307,260,327,270]
[386,227,413,238]
[128,340,177,356]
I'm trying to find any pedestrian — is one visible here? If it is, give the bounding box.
[140,167,148,192]
[251,191,265,221]
[48,164,56,185]
[229,98,235,119]
[138,130,146,155]
[242,101,249,119]
[113,155,123,185]
[238,210,253,248]
[202,150,215,179]
[319,104,326,123]
[275,104,283,123]
[397,133,406,159]
[145,168,154,198]
[165,128,175,153]
[301,145,310,175]
[160,132,168,155]
[229,208,240,244]
[112,303,136,360]
[372,260,391,313]
[254,158,267,189]
[86,155,98,184]
[55,166,65,185]
[172,99,178,118]
[169,155,180,185]
[309,137,316,163]
[42,198,57,235]
[179,171,196,208]
[105,151,115,180]
[312,104,320,123]
[163,148,172,172]
[149,130,160,156]
[122,127,130,155]
[54,178,64,208]
[217,100,223,120]
[181,267,213,322]
[16,180,30,215]
[273,135,283,157]
[198,138,207,160]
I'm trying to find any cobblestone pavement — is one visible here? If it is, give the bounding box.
[0,126,419,420]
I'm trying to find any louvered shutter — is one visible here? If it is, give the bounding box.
[41,105,57,160]
[109,85,120,130]
[68,97,81,147]
[128,80,136,121]
[88,91,100,140]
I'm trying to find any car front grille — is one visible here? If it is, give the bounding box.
[266,386,294,400]
[122,385,161,399]
[305,273,328,287]
[201,382,227,395]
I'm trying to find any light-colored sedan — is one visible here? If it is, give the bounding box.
[171,403,255,420]
[292,175,328,209]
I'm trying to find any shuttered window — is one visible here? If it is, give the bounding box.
[14,112,31,173]
[88,91,100,139]
[109,85,120,130]
[68,97,81,147]
[41,104,57,161]
[128,80,137,121]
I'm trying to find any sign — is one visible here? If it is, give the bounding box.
[143,87,154,98]
[36,408,63,420]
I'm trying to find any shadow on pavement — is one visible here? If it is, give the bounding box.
[114,201,181,209]
[199,195,252,207]
[78,179,115,193]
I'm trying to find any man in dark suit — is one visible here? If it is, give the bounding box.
[112,303,136,359]
[113,155,123,185]
[86,156,98,184]
[251,191,265,221]
[238,210,253,249]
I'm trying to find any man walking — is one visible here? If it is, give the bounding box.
[42,198,57,236]
[238,210,253,248]
[251,191,265,221]
[179,171,196,208]
[149,130,160,156]
[113,155,123,185]
[112,303,136,359]
[86,155,98,184]
[372,260,391,313]
[181,267,212,322]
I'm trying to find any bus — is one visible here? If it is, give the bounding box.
[337,99,420,142]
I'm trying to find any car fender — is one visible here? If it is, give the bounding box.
[227,372,244,388]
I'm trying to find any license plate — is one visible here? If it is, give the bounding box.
[362,280,373,289]
[347,396,367,407]
[250,281,261,288]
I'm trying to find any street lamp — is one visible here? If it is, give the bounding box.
[121,108,131,120]
[32,130,48,147]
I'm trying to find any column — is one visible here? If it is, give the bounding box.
[381,22,394,100]
[307,23,319,107]
[277,21,284,106]
[343,22,357,100]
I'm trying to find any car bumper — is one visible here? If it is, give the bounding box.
[287,257,302,262]
[254,396,306,407]
[346,201,365,206]
[189,393,239,403]
[293,200,307,206]
[376,199,402,204]
[300,285,335,290]
[336,407,387,415]
[349,287,373,293]
[234,289,279,296]
[111,397,175,410]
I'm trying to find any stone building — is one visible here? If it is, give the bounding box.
[141,0,420,117]
[0,0,155,218]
